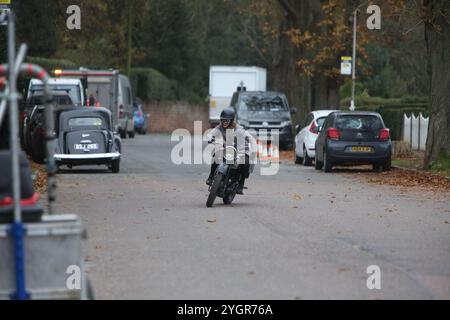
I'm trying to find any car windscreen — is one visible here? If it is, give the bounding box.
[238,95,288,112]
[31,84,81,105]
[68,117,103,129]
[335,115,383,131]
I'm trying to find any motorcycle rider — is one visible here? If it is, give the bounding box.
[206,107,256,195]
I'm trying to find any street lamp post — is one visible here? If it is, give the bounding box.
[350,9,358,111]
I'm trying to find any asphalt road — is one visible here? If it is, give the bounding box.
[55,134,450,300]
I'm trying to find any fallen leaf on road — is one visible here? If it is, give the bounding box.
[207,218,217,223]
[29,160,47,193]
[363,168,450,193]
[293,194,302,201]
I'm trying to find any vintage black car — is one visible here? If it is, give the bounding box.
[23,91,75,163]
[54,108,122,173]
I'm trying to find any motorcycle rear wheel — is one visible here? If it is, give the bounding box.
[207,173,224,208]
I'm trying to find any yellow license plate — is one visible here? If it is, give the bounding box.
[351,146,373,153]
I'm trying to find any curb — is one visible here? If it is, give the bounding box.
[392,165,450,182]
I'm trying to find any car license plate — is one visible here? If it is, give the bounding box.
[350,146,373,153]
[74,144,99,151]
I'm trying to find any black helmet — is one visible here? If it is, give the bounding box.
[220,107,236,122]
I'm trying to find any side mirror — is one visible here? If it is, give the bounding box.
[291,108,297,115]
[295,125,301,135]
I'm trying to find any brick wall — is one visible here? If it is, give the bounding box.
[142,102,210,134]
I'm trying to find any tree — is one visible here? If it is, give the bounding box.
[14,0,61,57]
[423,0,450,168]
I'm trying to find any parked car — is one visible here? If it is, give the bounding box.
[230,90,296,150]
[23,91,75,163]
[315,111,392,173]
[133,103,149,135]
[118,75,135,139]
[54,108,121,173]
[295,110,338,166]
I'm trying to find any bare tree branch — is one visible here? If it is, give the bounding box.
[403,19,424,35]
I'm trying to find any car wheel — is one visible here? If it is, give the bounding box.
[111,159,120,173]
[303,146,313,167]
[284,142,293,151]
[31,143,45,164]
[295,148,303,165]
[373,164,382,172]
[383,157,392,172]
[315,153,323,170]
[323,150,333,173]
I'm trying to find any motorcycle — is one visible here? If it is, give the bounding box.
[206,141,244,208]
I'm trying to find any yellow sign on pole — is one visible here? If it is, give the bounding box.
[341,56,352,76]
[0,3,10,26]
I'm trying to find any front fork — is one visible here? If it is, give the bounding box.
[208,164,230,194]
[219,164,241,194]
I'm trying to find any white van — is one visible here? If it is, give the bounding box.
[117,75,135,139]
[27,78,85,107]
[209,66,267,125]
[50,69,135,139]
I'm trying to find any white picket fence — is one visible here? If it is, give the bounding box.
[403,113,428,151]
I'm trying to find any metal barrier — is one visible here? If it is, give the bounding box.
[403,113,428,151]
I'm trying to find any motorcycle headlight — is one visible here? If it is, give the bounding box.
[224,147,236,162]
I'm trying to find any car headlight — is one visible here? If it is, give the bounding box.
[237,120,249,128]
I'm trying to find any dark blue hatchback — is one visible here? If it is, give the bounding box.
[314,112,392,173]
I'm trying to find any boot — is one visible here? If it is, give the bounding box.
[237,178,245,195]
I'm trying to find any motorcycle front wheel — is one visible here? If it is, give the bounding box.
[223,181,238,205]
[207,173,224,208]
[223,191,236,205]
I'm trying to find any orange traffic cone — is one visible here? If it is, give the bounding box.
[260,143,269,162]
[272,145,280,163]
[257,140,263,159]
[267,143,274,160]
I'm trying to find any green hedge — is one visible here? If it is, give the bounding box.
[351,106,429,141]
[130,68,203,104]
[340,96,429,110]
[339,93,429,141]
[381,107,429,141]
[130,68,177,102]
